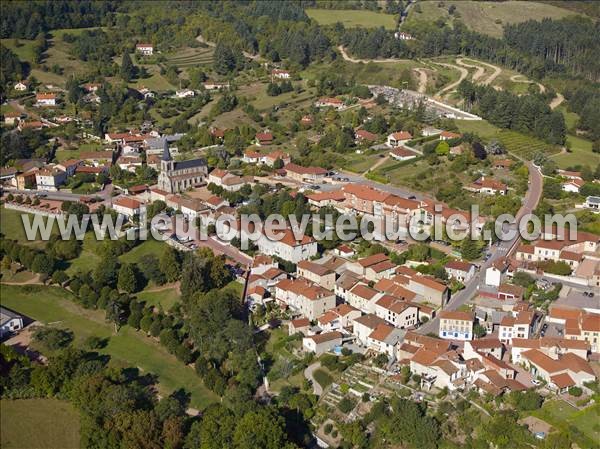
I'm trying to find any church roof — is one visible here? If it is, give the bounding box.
[173,158,207,170]
[162,139,171,161]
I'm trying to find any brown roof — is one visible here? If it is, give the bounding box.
[284,163,328,176]
[369,323,395,342]
[358,252,389,268]
[521,349,565,374]
[581,314,600,332]
[550,373,575,389]
[113,196,142,210]
[445,260,473,272]
[276,277,332,301]
[498,283,524,297]
[350,284,379,300]
[469,338,503,349]
[307,331,342,344]
[439,310,473,322]
[355,129,378,141]
[390,131,412,140]
[297,260,333,277]
[353,313,386,329]
[375,295,415,315]
[411,348,440,366]
[368,260,396,273]
[343,184,390,203]
[290,317,310,328]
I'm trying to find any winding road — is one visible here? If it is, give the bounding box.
[413,68,429,94]
[510,74,545,94]
[434,62,469,97]
[455,58,486,82]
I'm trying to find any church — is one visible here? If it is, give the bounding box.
[157,140,207,193]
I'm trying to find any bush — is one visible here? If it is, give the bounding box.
[324,423,333,434]
[32,327,73,350]
[337,397,356,414]
[568,386,583,397]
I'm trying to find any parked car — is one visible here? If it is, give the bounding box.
[531,379,541,386]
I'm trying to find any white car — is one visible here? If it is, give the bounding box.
[531,379,541,386]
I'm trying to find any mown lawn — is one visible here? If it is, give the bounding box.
[136,286,181,311]
[1,398,80,449]
[0,284,219,409]
[306,8,398,29]
[407,1,584,38]
[552,135,600,169]
[119,238,166,264]
[0,207,55,247]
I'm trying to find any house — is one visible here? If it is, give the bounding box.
[335,270,363,302]
[36,93,56,107]
[374,295,419,329]
[56,159,82,177]
[444,260,475,283]
[315,97,344,110]
[387,131,412,147]
[271,69,290,79]
[136,43,154,56]
[335,244,355,258]
[466,177,508,195]
[562,178,585,193]
[546,307,600,353]
[583,196,600,211]
[175,89,195,98]
[256,229,318,263]
[0,307,24,337]
[367,323,405,358]
[264,150,290,167]
[284,163,328,183]
[35,167,67,191]
[111,196,146,220]
[464,339,504,361]
[289,317,310,336]
[557,170,582,180]
[485,260,507,287]
[511,337,589,364]
[499,311,536,345]
[255,132,273,146]
[300,115,313,126]
[242,149,262,165]
[520,350,595,389]
[494,159,514,170]
[438,310,474,341]
[347,283,382,313]
[297,260,336,291]
[497,283,524,301]
[439,131,462,141]
[354,129,378,144]
[275,277,336,320]
[389,147,417,161]
[203,81,229,90]
[14,80,29,91]
[303,332,343,355]
[209,127,226,141]
[15,169,39,190]
[394,31,414,40]
[409,347,464,391]
[352,314,387,345]
[317,304,361,333]
[208,169,253,192]
[306,190,346,209]
[3,111,21,125]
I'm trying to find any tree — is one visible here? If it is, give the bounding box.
[460,238,481,260]
[118,264,140,293]
[120,52,136,82]
[232,407,293,449]
[31,253,55,275]
[473,323,487,338]
[159,247,181,283]
[32,327,74,350]
[213,42,238,75]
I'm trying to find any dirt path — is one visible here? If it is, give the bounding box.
[550,92,565,110]
[337,45,411,64]
[434,62,469,97]
[364,155,390,175]
[455,58,485,82]
[476,59,502,85]
[413,68,428,94]
[1,273,43,285]
[304,362,323,395]
[510,74,546,94]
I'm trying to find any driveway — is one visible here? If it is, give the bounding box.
[304,361,323,395]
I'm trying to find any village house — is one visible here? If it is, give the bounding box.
[394,31,414,40]
[438,310,474,341]
[386,131,412,147]
[493,159,514,170]
[136,43,154,55]
[347,283,382,314]
[409,346,464,391]
[352,314,386,346]
[297,260,336,291]
[354,129,378,145]
[511,337,589,364]
[0,307,24,338]
[464,339,504,361]
[263,150,291,167]
[289,317,310,336]
[317,304,361,333]
[546,307,600,353]
[36,92,56,107]
[498,310,536,345]
[208,169,253,192]
[315,97,344,110]
[334,270,363,302]
[335,244,355,258]
[3,111,21,125]
[389,147,417,161]
[303,331,343,355]
[374,295,419,329]
[497,283,524,301]
[306,190,346,209]
[562,178,585,193]
[466,177,508,195]
[256,228,318,263]
[13,80,29,91]
[111,196,146,220]
[175,89,195,98]
[485,259,508,287]
[255,132,274,146]
[439,131,462,141]
[283,163,328,183]
[275,277,336,320]
[444,260,476,283]
[583,196,599,211]
[203,81,230,90]
[271,69,291,79]
[367,323,405,358]
[16,169,39,190]
[35,167,67,191]
[56,159,83,177]
[520,350,595,390]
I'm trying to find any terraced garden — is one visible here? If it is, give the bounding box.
[165,47,214,69]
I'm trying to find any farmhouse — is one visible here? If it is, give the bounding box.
[136,43,153,55]
[386,131,412,147]
[36,92,56,106]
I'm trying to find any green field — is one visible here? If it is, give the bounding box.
[406,1,584,37]
[1,399,80,449]
[552,135,600,169]
[136,286,181,311]
[0,285,218,409]
[306,8,398,29]
[531,400,599,449]
[119,238,166,264]
[0,207,55,248]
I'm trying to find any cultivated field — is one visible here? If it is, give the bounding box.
[1,399,80,449]
[306,8,398,29]
[407,1,585,37]
[164,46,214,69]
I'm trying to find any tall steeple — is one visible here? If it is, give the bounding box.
[162,138,171,161]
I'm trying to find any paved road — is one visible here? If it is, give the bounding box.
[304,362,323,396]
[418,162,543,335]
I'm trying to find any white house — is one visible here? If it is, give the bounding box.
[303,332,343,355]
[136,43,153,56]
[112,196,146,220]
[35,167,67,191]
[0,307,24,337]
[14,80,29,91]
[485,260,507,287]
[275,277,336,320]
[445,260,476,283]
[175,89,195,98]
[374,295,419,329]
[317,304,361,333]
[386,131,412,147]
[438,310,474,341]
[256,229,318,263]
[272,69,291,79]
[36,93,56,107]
[562,179,585,193]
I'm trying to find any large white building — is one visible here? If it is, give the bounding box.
[256,229,318,263]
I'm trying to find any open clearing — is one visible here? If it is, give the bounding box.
[552,135,600,169]
[307,8,398,29]
[407,1,585,37]
[0,284,218,409]
[1,398,80,449]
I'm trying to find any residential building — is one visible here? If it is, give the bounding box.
[317,304,361,333]
[466,177,508,195]
[438,310,474,340]
[485,260,507,287]
[583,196,599,211]
[36,92,56,106]
[374,295,419,329]
[562,178,585,193]
[347,283,381,314]
[547,307,600,353]
[297,260,336,291]
[255,132,273,146]
[275,277,336,320]
[439,131,462,141]
[355,129,378,144]
[511,337,589,364]
[0,307,24,337]
[499,311,536,345]
[14,80,29,91]
[315,97,344,110]
[497,283,524,301]
[284,163,328,183]
[352,314,387,345]
[271,69,290,79]
[289,317,310,336]
[520,350,595,390]
[303,332,342,355]
[35,167,67,191]
[256,229,317,263]
[367,323,405,358]
[445,260,476,283]
[389,147,417,161]
[386,131,412,147]
[136,43,153,55]
[112,196,146,220]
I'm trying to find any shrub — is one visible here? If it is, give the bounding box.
[32,327,73,350]
[568,386,583,397]
[324,423,333,434]
[337,397,356,414]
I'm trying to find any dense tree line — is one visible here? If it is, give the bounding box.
[458,81,566,145]
[0,46,28,96]
[0,1,118,39]
[340,26,415,59]
[564,85,600,141]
